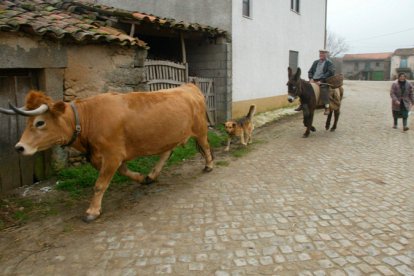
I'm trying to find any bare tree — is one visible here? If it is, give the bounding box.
[327,30,350,57]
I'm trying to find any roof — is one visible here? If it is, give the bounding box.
[0,0,227,48]
[394,48,414,56]
[0,0,147,47]
[343,53,393,61]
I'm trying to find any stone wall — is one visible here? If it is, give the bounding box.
[187,40,231,122]
[0,32,148,169]
[64,45,147,101]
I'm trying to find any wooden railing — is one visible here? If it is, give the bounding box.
[144,59,216,125]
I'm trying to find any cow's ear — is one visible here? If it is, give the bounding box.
[51,101,66,116]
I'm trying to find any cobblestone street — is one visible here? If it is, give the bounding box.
[0,81,413,275]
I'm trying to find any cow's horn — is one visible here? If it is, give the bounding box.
[8,102,49,116]
[0,107,17,115]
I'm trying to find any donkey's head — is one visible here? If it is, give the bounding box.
[287,67,302,102]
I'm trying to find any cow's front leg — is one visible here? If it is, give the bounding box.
[84,159,120,222]
[144,150,172,185]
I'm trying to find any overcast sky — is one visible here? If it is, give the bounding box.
[327,0,414,55]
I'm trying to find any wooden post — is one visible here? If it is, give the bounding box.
[180,32,187,64]
[130,23,135,37]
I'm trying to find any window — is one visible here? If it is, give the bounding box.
[400,57,408,68]
[291,0,300,13]
[354,62,359,71]
[243,0,251,17]
[289,51,299,72]
[375,62,380,67]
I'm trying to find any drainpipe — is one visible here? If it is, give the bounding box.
[324,0,327,48]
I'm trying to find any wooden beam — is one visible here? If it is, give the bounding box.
[130,23,135,37]
[180,32,187,64]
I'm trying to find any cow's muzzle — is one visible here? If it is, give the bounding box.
[14,142,36,156]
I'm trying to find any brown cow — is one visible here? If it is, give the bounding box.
[0,83,214,222]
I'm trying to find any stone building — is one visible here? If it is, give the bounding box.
[86,0,328,117]
[342,53,392,81]
[0,0,226,193]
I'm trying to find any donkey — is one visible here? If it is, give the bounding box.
[287,67,343,137]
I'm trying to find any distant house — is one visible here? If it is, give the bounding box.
[342,53,392,80]
[90,0,328,118]
[390,48,414,80]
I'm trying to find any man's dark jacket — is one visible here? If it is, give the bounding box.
[308,59,335,81]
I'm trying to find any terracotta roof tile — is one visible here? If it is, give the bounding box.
[0,0,148,47]
[394,48,414,56]
[1,0,227,47]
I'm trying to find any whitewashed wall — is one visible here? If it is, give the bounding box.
[231,0,326,101]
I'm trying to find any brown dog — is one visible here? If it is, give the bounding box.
[224,105,256,151]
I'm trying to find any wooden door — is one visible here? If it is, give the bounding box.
[0,70,50,193]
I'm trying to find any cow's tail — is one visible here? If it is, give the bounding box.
[195,140,215,161]
[246,104,256,120]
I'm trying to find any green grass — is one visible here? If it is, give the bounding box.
[56,128,227,197]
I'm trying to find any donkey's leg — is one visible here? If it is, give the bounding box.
[195,135,214,172]
[118,162,145,183]
[309,110,316,132]
[144,150,173,184]
[302,105,311,137]
[331,110,341,131]
[85,157,121,222]
[325,111,333,130]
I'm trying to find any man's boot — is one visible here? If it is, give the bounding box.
[294,104,303,111]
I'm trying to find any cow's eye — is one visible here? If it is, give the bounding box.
[35,120,45,128]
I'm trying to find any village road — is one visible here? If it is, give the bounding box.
[0,81,413,275]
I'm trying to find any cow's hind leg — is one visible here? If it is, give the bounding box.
[195,136,214,172]
[118,162,145,183]
[84,159,121,222]
[144,150,172,185]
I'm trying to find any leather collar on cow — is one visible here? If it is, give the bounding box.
[62,102,81,148]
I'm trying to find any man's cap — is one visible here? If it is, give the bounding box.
[319,49,329,53]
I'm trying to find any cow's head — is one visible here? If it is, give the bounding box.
[0,91,68,155]
[287,67,302,102]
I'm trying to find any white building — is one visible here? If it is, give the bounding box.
[89,0,327,118]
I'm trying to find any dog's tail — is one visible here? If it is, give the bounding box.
[246,104,256,120]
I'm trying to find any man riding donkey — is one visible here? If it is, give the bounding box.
[295,49,335,115]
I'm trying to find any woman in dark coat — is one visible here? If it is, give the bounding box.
[390,72,414,131]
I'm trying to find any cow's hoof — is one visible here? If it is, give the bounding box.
[302,133,309,138]
[325,126,330,130]
[330,128,336,132]
[143,176,155,185]
[82,213,100,223]
[203,166,213,173]
[310,126,316,132]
